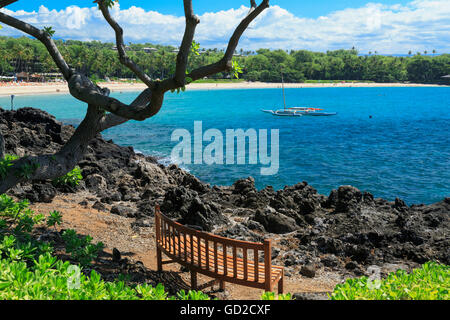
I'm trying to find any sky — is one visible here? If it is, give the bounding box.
[5,0,417,18]
[1,0,449,54]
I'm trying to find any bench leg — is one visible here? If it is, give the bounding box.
[278,273,284,294]
[191,270,198,290]
[219,280,225,291]
[265,281,273,293]
[156,247,163,272]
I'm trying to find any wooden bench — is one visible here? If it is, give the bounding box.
[155,206,284,293]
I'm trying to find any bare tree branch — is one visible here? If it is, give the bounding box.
[186,0,269,83]
[98,88,154,131]
[96,0,154,88]
[0,0,18,9]
[158,0,270,93]
[68,73,164,121]
[174,0,200,85]
[223,0,268,61]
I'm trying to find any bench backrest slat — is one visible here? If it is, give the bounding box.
[243,248,248,280]
[175,228,178,257]
[172,225,176,255]
[233,246,237,278]
[155,211,161,243]
[163,220,167,250]
[178,229,181,257]
[165,221,168,250]
[254,249,259,282]
[205,239,210,270]
[190,233,194,264]
[223,244,227,276]
[183,232,187,262]
[168,223,172,253]
[198,236,202,268]
[214,241,218,274]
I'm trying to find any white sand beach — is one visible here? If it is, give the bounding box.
[0,81,446,97]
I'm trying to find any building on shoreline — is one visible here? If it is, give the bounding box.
[442,75,450,84]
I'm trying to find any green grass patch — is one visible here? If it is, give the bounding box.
[331,262,449,300]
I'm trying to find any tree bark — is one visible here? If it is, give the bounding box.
[0,131,5,160]
[0,0,18,9]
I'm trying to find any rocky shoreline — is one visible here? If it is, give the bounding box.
[1,107,449,282]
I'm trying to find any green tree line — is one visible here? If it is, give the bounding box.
[0,36,449,84]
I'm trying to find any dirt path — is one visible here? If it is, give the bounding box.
[30,193,341,300]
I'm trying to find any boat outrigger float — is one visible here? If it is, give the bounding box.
[262,107,337,116]
[262,72,337,117]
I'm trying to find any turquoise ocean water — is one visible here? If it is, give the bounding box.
[1,87,449,205]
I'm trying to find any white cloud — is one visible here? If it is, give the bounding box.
[0,0,449,53]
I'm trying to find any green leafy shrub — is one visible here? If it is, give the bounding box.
[176,289,212,300]
[0,194,27,218]
[261,292,292,300]
[331,262,449,300]
[46,211,63,229]
[52,166,83,187]
[61,229,104,267]
[0,254,212,300]
[0,154,19,180]
[0,195,44,236]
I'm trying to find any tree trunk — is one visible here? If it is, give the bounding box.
[0,131,5,159]
[0,105,103,194]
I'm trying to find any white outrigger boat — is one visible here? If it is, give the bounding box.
[262,107,337,117]
[288,107,337,116]
[262,72,337,117]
